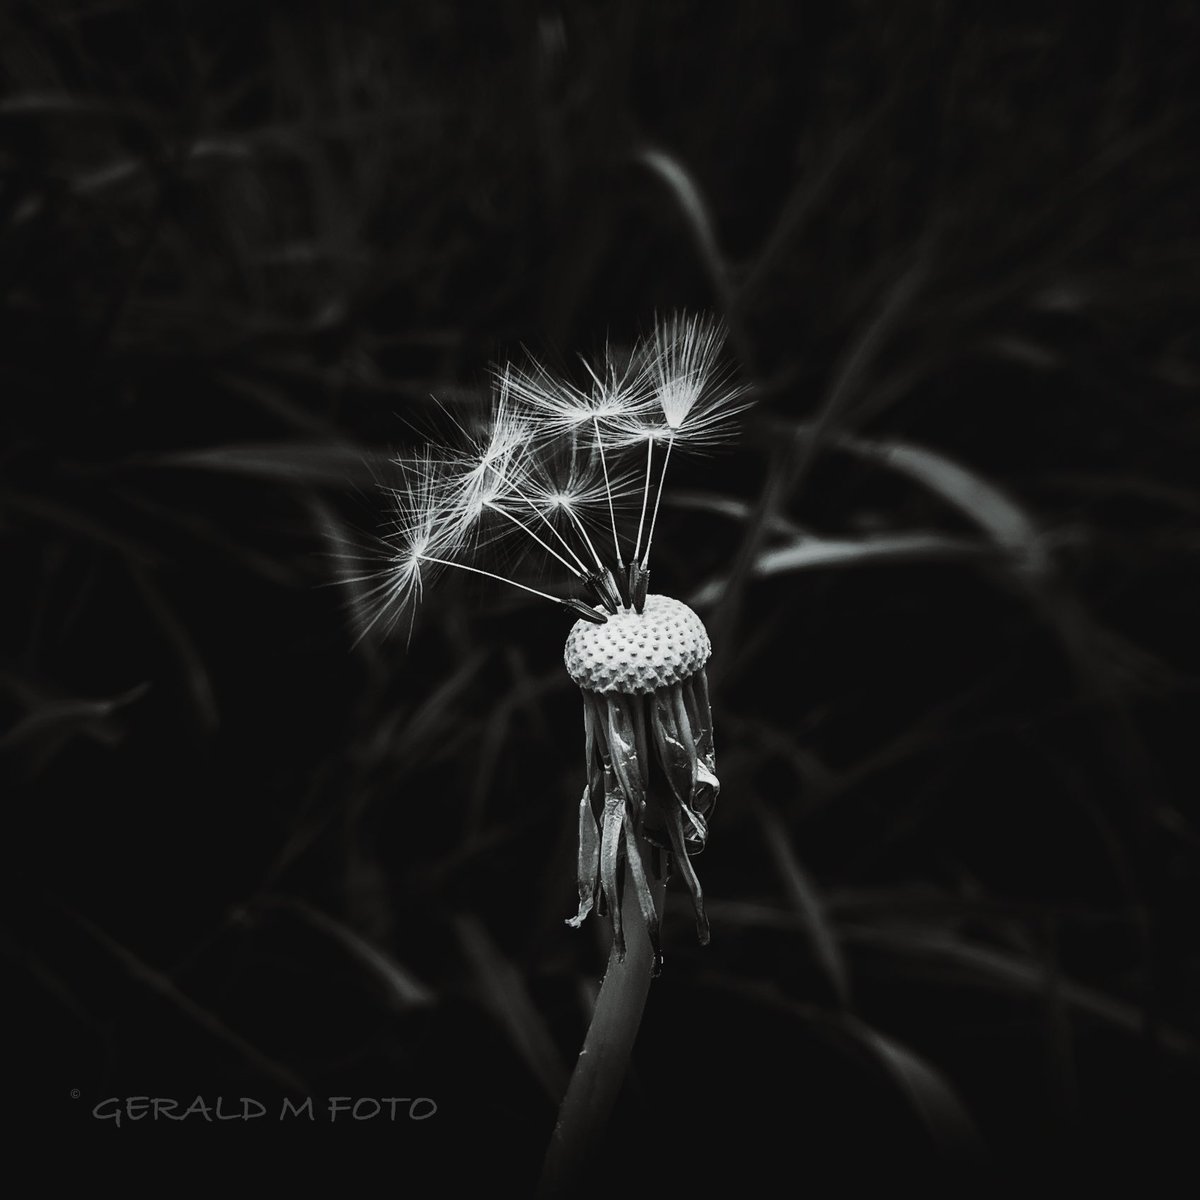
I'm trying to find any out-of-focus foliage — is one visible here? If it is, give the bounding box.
[3,0,1198,1186]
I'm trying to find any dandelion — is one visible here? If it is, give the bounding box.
[361,313,747,1195]
[368,316,742,939]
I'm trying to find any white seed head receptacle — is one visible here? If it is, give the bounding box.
[564,594,711,695]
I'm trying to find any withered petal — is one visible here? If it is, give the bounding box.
[566,784,600,928]
[661,793,710,946]
[606,695,645,815]
[599,771,626,960]
[622,810,662,975]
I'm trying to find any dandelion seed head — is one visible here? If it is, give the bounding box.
[366,312,744,633]
[481,375,530,461]
[503,361,592,435]
[425,378,540,541]
[504,344,652,444]
[520,447,637,524]
[605,312,750,453]
[384,453,463,558]
[358,320,738,952]
[652,311,731,429]
[345,451,467,644]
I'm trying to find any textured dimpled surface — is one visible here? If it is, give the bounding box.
[564,593,711,695]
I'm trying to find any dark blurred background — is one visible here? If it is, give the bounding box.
[3,0,1199,1187]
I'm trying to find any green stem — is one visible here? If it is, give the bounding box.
[538,839,665,1197]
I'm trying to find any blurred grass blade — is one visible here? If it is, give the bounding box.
[840,1016,987,1158]
[636,146,730,301]
[842,925,1200,1058]
[127,564,219,733]
[115,484,302,587]
[753,797,850,1007]
[65,905,307,1093]
[635,145,742,352]
[467,665,562,833]
[738,107,882,306]
[144,440,382,487]
[690,532,989,608]
[795,427,1048,572]
[257,896,435,1011]
[697,975,985,1159]
[667,488,810,540]
[707,238,927,655]
[217,370,341,436]
[0,932,103,1032]
[1,680,150,753]
[4,493,159,564]
[455,915,569,1104]
[392,650,489,761]
[857,438,1044,568]
[0,91,154,120]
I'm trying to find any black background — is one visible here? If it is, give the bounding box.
[3,0,1199,1190]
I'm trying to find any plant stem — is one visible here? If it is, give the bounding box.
[537,839,665,1197]
[416,554,565,606]
[562,508,606,577]
[640,431,675,568]
[592,414,624,567]
[486,502,587,579]
[633,436,654,563]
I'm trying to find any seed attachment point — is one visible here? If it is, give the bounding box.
[561,598,609,625]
